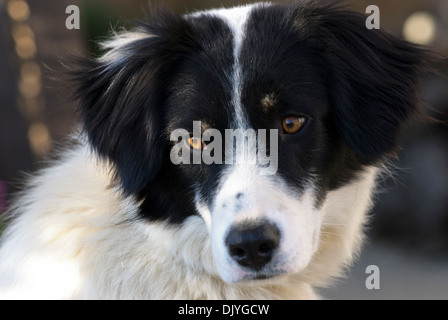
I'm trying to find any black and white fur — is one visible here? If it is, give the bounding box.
[0,1,432,299]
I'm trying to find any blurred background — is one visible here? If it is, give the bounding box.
[0,0,447,299]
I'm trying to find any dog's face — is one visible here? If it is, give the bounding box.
[74,2,428,283]
[166,6,331,282]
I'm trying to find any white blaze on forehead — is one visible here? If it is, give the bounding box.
[189,3,272,129]
[218,4,254,130]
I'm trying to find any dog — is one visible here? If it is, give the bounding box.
[0,1,434,299]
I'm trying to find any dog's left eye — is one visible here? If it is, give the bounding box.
[188,137,205,150]
[282,116,308,134]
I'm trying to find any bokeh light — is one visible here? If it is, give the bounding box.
[403,12,437,45]
[7,0,30,22]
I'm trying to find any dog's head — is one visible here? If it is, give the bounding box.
[73,2,432,283]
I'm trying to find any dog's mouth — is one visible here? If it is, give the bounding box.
[237,268,288,283]
[248,273,278,281]
[253,274,275,280]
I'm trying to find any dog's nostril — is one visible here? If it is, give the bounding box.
[225,222,280,271]
[258,242,275,257]
[230,247,246,259]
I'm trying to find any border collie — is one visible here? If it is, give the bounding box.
[0,1,434,299]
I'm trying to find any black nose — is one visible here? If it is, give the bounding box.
[225,222,280,271]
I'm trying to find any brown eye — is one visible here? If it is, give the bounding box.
[188,137,205,150]
[282,116,307,134]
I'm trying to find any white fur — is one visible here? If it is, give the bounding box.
[98,31,153,63]
[0,140,378,299]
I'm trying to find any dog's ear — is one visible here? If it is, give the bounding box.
[298,3,435,161]
[72,9,194,195]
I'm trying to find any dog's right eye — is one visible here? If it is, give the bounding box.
[188,137,205,150]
